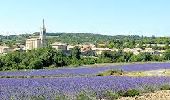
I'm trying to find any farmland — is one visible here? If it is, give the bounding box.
[1,63,170,100]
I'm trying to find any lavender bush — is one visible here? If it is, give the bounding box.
[0,76,170,99]
[0,63,170,77]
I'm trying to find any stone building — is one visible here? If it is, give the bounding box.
[25,38,41,50]
[25,19,47,51]
[51,42,68,51]
[0,46,11,54]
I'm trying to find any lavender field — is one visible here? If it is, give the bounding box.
[1,63,170,77]
[1,63,170,100]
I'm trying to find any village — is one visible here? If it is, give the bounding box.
[0,20,167,57]
[0,37,167,57]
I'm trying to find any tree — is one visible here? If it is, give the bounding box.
[130,55,141,62]
[53,52,69,67]
[152,55,163,61]
[123,52,133,62]
[40,48,54,67]
[20,58,30,69]
[139,53,152,61]
[71,46,81,60]
[81,57,96,65]
[164,49,170,60]
[0,59,4,71]
[29,59,43,69]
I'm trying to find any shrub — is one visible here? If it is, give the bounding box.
[96,70,124,76]
[117,90,125,96]
[31,95,45,100]
[143,85,156,93]
[110,70,124,75]
[123,89,140,97]
[104,91,119,100]
[56,95,68,100]
[160,84,170,90]
[96,73,104,76]
[76,92,92,100]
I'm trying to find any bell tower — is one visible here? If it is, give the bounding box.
[40,19,46,47]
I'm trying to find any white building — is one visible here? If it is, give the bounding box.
[51,42,68,51]
[25,19,47,51]
[92,48,112,55]
[0,46,11,54]
[123,48,142,55]
[25,38,41,50]
[67,45,75,50]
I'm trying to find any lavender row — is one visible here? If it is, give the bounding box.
[0,66,116,77]
[121,62,170,71]
[0,76,170,99]
[1,63,170,77]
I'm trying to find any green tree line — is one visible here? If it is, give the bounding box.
[1,46,170,71]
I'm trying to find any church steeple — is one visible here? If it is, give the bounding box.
[40,19,47,47]
[42,19,46,34]
[43,19,45,28]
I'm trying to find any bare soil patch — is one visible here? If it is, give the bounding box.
[118,90,170,100]
[125,69,170,77]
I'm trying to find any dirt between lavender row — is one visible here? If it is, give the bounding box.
[124,69,170,77]
[118,90,170,100]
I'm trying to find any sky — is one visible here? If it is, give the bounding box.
[0,0,170,36]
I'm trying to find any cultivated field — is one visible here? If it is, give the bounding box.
[1,63,170,99]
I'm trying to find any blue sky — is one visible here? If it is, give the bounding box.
[0,0,170,36]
